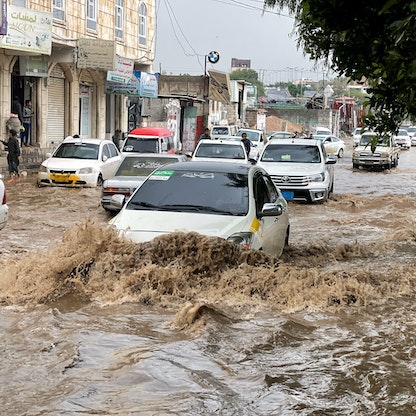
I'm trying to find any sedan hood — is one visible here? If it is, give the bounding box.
[109,210,249,243]
[42,158,100,169]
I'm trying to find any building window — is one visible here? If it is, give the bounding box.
[138,2,147,46]
[87,0,97,31]
[53,0,65,21]
[115,0,124,39]
[12,0,25,6]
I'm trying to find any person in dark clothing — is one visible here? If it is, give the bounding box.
[112,129,123,150]
[241,132,252,156]
[11,96,23,125]
[1,129,21,183]
[199,128,211,141]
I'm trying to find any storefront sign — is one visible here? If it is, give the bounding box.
[106,55,134,84]
[0,5,52,54]
[20,55,48,77]
[77,39,115,71]
[105,71,158,98]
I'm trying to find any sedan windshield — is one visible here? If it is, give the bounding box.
[260,144,321,163]
[53,143,99,160]
[126,169,249,216]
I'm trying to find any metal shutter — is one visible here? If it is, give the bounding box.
[47,65,65,145]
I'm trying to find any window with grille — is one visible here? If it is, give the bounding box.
[87,0,97,31]
[138,2,147,46]
[115,0,124,38]
[52,0,65,20]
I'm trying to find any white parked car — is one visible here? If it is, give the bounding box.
[0,178,8,231]
[315,135,345,158]
[109,161,290,258]
[37,137,122,187]
[407,126,416,146]
[192,139,252,164]
[352,127,369,147]
[256,138,337,203]
[393,128,411,149]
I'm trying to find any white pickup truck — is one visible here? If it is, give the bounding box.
[352,132,400,169]
[256,138,337,203]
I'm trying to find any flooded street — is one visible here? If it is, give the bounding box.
[1,145,416,415]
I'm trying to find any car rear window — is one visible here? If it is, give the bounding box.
[117,157,179,176]
[123,138,158,153]
[195,143,246,160]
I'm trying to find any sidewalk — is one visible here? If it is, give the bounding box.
[0,146,52,176]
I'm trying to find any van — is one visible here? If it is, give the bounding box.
[121,127,175,154]
[211,125,238,140]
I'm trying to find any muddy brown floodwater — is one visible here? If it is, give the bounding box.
[1,145,416,415]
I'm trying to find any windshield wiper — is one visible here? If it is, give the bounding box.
[128,201,160,210]
[160,204,240,215]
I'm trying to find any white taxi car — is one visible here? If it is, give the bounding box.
[37,137,122,187]
[0,177,8,231]
[109,161,290,258]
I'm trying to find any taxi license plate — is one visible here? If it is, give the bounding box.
[282,191,294,200]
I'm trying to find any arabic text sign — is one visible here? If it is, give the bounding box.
[105,71,159,98]
[107,55,134,84]
[77,39,115,71]
[0,5,52,54]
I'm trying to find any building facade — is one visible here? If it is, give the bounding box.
[0,0,155,148]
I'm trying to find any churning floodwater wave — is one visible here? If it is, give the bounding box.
[2,187,416,414]
[1,219,415,318]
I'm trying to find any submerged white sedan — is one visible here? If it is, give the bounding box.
[109,161,290,258]
[37,137,122,187]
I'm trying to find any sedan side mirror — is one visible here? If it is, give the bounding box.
[260,202,283,218]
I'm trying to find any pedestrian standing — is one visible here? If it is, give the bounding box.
[1,129,21,184]
[112,129,123,150]
[241,132,252,156]
[11,96,23,125]
[199,127,211,141]
[22,100,34,146]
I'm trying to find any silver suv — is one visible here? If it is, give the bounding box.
[256,138,337,203]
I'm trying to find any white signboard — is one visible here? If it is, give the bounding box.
[0,5,52,54]
[107,55,134,84]
[77,39,115,71]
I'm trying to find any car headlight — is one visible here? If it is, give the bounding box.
[307,173,325,182]
[227,232,253,249]
[379,152,388,158]
[79,167,94,174]
[38,164,48,173]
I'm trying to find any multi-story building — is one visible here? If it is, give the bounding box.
[0,0,155,148]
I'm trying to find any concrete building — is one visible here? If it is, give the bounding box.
[0,0,155,148]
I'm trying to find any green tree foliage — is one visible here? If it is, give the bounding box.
[264,0,416,134]
[230,69,265,97]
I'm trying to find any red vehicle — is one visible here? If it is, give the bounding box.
[121,127,176,154]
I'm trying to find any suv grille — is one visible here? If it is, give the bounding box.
[270,174,308,187]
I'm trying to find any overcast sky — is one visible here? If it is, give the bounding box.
[153,0,329,84]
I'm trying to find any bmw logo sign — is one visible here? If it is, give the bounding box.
[207,51,220,64]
